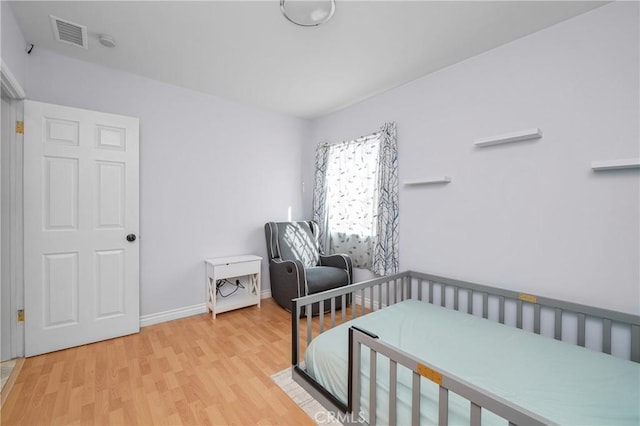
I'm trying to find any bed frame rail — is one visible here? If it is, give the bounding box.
[407,271,640,362]
[293,271,640,365]
[291,271,640,425]
[348,326,553,426]
[292,272,413,367]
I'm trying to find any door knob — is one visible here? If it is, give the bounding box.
[126,234,137,242]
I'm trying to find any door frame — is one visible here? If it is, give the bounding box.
[1,60,26,359]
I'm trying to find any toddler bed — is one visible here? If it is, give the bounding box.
[291,271,640,425]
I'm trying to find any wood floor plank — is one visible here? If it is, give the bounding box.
[1,299,316,425]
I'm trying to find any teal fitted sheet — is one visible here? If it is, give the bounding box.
[304,299,640,425]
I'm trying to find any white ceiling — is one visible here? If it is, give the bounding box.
[9,1,607,119]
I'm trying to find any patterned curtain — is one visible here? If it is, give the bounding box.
[312,144,330,252]
[312,122,399,275]
[372,122,399,276]
[326,134,380,269]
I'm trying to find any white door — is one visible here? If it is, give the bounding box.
[23,100,139,356]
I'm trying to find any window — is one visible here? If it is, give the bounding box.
[325,133,380,268]
[313,122,399,275]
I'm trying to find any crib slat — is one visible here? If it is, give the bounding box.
[418,279,423,301]
[498,296,505,324]
[631,325,640,362]
[374,285,378,310]
[374,285,378,311]
[351,340,361,417]
[516,300,523,329]
[602,318,612,355]
[534,304,541,334]
[400,279,406,301]
[330,298,336,328]
[454,287,459,311]
[369,349,377,426]
[441,284,446,307]
[371,286,375,311]
[468,290,473,315]
[554,308,562,340]
[293,306,300,365]
[306,306,312,345]
[362,288,367,314]
[482,293,488,319]
[352,292,356,317]
[429,281,434,304]
[319,301,324,333]
[470,402,482,426]
[412,372,420,425]
[439,387,449,426]
[386,281,390,306]
[578,313,586,347]
[341,294,346,323]
[406,276,412,299]
[389,360,397,426]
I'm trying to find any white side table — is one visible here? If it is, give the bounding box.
[205,255,262,319]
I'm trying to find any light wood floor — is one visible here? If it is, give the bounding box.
[0,299,316,425]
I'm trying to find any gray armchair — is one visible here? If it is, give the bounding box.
[264,221,352,314]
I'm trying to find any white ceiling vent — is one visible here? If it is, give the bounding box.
[50,15,88,49]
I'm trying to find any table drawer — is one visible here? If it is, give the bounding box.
[214,260,260,279]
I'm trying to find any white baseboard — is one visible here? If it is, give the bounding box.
[140,290,273,327]
[140,303,207,327]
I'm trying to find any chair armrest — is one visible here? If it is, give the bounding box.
[319,253,353,284]
[269,258,307,311]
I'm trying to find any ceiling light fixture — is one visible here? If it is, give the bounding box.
[280,0,335,27]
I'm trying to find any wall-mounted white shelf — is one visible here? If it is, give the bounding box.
[591,158,640,171]
[474,128,542,147]
[403,177,452,186]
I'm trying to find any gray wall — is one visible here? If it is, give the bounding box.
[305,2,639,315]
[22,48,309,316]
[1,1,27,87]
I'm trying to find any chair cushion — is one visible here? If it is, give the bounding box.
[275,222,320,268]
[306,266,349,294]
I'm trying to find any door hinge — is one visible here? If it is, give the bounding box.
[17,309,25,322]
[16,121,24,134]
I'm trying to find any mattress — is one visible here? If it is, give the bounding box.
[304,299,640,425]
